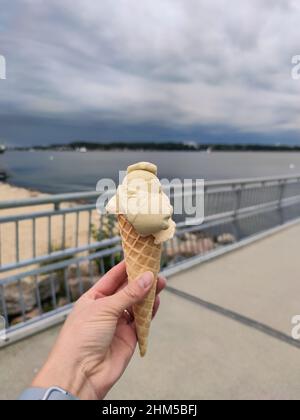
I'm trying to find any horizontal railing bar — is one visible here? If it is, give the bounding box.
[204,179,300,194]
[0,203,97,223]
[0,191,100,210]
[0,190,203,223]
[0,236,121,274]
[0,188,236,223]
[177,195,300,235]
[203,174,300,187]
[176,194,300,228]
[2,303,74,337]
[0,245,122,286]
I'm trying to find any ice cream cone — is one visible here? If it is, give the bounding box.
[106,162,176,356]
[118,214,162,357]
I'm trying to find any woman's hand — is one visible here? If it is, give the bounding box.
[32,261,166,400]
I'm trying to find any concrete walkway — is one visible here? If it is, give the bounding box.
[1,223,300,400]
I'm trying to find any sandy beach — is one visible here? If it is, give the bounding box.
[0,182,102,278]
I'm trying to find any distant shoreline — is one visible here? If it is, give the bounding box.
[7,149,300,153]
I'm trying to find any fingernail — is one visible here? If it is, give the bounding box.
[138,272,153,289]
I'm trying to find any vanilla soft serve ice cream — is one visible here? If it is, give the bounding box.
[106,162,176,244]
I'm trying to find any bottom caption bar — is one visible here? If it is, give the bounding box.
[99,402,198,417]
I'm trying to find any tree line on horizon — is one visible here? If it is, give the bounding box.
[11,141,300,152]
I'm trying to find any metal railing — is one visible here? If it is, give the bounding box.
[1,174,300,346]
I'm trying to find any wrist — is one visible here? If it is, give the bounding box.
[32,357,98,400]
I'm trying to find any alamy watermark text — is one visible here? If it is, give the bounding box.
[291,55,300,80]
[0,55,6,80]
[96,173,205,225]
[291,315,300,340]
[0,315,6,342]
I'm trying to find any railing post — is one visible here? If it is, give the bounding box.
[278,180,286,225]
[234,184,242,216]
[278,180,286,207]
[233,184,242,241]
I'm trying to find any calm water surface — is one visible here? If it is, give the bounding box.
[0,151,299,194]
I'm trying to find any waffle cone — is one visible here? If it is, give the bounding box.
[118,214,162,356]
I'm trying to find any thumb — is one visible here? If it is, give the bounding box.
[108,271,154,315]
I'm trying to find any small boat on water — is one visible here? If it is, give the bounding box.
[0,171,7,181]
[76,147,87,153]
[0,146,8,179]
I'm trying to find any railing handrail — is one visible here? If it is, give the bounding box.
[2,193,299,276]
[204,173,300,187]
[1,173,300,210]
[0,190,100,210]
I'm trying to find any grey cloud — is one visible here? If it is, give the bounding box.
[1,0,300,145]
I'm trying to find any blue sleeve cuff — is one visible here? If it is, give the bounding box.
[19,387,78,400]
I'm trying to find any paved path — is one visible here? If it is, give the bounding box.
[1,223,300,400]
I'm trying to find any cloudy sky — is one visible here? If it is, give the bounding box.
[0,0,300,146]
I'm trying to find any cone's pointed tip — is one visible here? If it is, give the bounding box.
[138,342,147,357]
[140,349,147,357]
